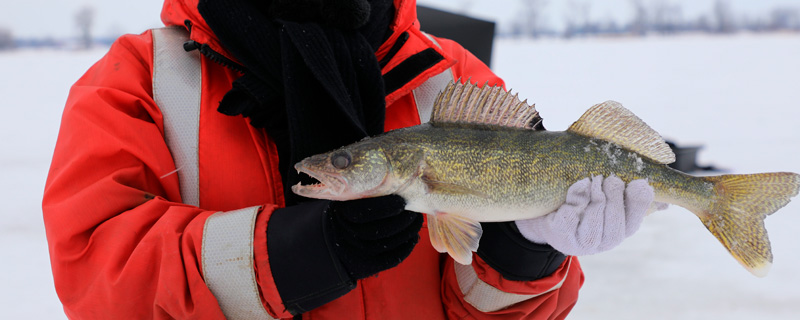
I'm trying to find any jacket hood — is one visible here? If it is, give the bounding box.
[160,0,423,65]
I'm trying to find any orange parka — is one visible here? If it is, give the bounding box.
[43,0,583,319]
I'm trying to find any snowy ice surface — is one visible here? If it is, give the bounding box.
[1,33,798,319]
[494,34,800,319]
[0,49,105,319]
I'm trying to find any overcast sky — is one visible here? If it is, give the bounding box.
[2,0,799,38]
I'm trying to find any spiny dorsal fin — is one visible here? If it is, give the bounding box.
[431,80,543,130]
[568,101,676,164]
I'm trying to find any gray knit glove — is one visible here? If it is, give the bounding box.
[515,175,666,256]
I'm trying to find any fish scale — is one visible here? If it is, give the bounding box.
[292,80,800,277]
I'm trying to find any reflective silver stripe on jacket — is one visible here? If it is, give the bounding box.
[455,257,573,312]
[202,206,269,319]
[152,26,201,207]
[412,33,454,123]
[152,27,273,320]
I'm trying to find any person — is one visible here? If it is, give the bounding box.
[42,0,659,319]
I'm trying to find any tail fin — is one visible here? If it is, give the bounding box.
[700,172,800,277]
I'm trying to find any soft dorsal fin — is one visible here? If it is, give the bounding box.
[431,80,543,130]
[568,101,676,164]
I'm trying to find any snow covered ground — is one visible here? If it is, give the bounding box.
[493,34,800,319]
[1,33,798,319]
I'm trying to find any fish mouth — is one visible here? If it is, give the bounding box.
[291,163,347,199]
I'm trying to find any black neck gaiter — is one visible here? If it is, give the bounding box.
[198,0,395,205]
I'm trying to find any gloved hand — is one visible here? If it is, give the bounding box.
[327,195,423,279]
[515,175,664,256]
[267,195,422,315]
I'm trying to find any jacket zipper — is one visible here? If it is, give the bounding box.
[183,40,247,74]
[182,19,247,74]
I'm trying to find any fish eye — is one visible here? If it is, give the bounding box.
[331,151,352,169]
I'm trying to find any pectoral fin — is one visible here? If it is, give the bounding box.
[427,212,483,265]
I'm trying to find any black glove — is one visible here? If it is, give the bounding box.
[476,222,567,281]
[327,195,423,279]
[267,195,422,315]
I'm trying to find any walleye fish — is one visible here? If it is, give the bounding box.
[292,81,800,277]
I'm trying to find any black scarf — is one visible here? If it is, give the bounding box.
[198,0,395,205]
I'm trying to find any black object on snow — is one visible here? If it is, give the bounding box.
[666,140,719,173]
[417,5,496,68]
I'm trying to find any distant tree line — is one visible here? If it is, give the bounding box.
[1,5,99,51]
[3,1,800,51]
[502,0,800,39]
[0,28,14,50]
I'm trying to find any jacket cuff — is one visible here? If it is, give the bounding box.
[452,256,578,313]
[202,206,272,319]
[267,200,356,315]
[476,221,566,281]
